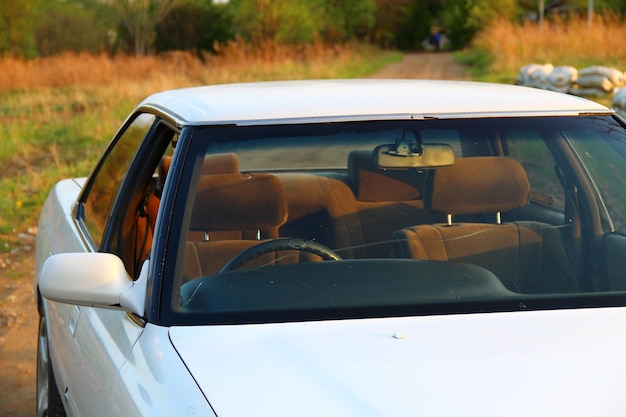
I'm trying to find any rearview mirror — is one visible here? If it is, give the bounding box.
[375,142,455,169]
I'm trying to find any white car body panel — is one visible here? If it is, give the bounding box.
[35,178,95,414]
[36,178,146,416]
[55,306,144,416]
[142,79,611,125]
[108,324,216,417]
[36,180,213,417]
[35,178,87,274]
[35,80,626,416]
[171,307,626,417]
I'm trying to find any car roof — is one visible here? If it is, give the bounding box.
[139,79,612,126]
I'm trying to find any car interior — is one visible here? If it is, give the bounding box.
[178,150,578,290]
[121,116,626,321]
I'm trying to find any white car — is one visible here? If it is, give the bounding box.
[35,79,626,417]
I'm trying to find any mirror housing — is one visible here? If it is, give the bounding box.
[39,252,147,316]
[375,142,455,169]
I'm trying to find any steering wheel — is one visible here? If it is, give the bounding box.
[220,238,342,273]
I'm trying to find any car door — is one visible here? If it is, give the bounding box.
[45,112,175,416]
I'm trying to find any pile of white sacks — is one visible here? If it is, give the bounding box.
[516,63,626,118]
[614,88,626,119]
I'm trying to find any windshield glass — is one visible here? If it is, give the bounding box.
[161,116,626,325]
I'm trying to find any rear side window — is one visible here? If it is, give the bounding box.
[566,125,626,232]
[505,130,564,211]
[82,113,156,247]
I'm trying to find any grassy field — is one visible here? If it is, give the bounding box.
[4,14,626,254]
[0,42,401,252]
[459,14,626,85]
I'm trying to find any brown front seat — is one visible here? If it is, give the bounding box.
[184,173,319,280]
[392,157,578,294]
[149,152,241,234]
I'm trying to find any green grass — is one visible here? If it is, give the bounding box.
[342,49,403,78]
[453,48,497,80]
[0,88,134,247]
[0,47,399,252]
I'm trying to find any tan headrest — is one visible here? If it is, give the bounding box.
[159,153,239,180]
[425,157,530,215]
[347,150,422,202]
[191,173,288,231]
[201,153,239,174]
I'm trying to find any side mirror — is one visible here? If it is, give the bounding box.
[375,142,455,169]
[39,252,147,316]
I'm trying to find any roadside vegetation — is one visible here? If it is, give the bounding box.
[3,0,626,255]
[459,13,626,84]
[0,43,400,253]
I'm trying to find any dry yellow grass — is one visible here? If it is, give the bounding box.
[473,14,626,73]
[0,42,398,235]
[0,41,378,92]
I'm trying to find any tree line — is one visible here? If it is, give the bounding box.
[2,0,626,59]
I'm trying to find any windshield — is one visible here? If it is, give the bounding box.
[160,116,626,325]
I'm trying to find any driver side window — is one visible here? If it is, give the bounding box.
[82,113,156,248]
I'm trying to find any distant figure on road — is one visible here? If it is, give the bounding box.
[433,31,442,52]
[428,27,443,52]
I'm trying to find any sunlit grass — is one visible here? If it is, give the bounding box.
[465,13,626,83]
[0,42,399,248]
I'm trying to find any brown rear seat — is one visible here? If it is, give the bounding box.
[185,150,432,274]
[275,150,431,259]
[277,172,365,258]
[346,150,431,258]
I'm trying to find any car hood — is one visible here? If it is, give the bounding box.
[169,307,626,417]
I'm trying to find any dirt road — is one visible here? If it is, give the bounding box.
[369,52,468,80]
[0,52,466,417]
[0,232,37,417]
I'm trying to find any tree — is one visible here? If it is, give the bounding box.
[228,0,317,45]
[110,0,177,55]
[442,0,517,49]
[597,0,626,14]
[320,0,376,43]
[0,0,43,57]
[155,1,234,54]
[371,0,445,50]
[35,1,117,56]
[227,0,375,46]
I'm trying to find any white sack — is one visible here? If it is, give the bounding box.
[579,66,624,87]
[547,66,578,88]
[613,87,626,110]
[575,75,615,92]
